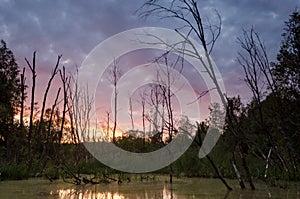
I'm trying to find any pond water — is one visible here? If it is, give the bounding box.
[0,176,299,199]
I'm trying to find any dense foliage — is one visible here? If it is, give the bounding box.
[0,40,22,162]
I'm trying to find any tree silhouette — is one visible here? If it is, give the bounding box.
[0,40,21,160]
[272,11,300,100]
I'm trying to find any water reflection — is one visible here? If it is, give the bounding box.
[57,189,124,199]
[163,186,176,199]
[0,178,299,199]
[53,184,300,199]
[55,185,176,199]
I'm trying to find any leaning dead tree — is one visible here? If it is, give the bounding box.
[138,0,231,190]
[37,55,62,141]
[139,0,226,105]
[37,55,62,167]
[196,121,233,191]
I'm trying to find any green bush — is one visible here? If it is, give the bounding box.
[0,163,29,180]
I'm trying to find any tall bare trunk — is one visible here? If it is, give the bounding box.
[25,51,36,170]
[53,67,69,179]
[113,85,117,143]
[17,67,26,164]
[129,97,134,130]
[37,55,61,137]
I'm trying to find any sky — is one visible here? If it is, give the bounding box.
[0,0,299,130]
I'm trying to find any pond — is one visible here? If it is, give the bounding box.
[0,176,299,198]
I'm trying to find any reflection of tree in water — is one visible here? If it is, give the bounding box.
[55,185,179,199]
[57,189,124,199]
[49,179,300,199]
[163,185,175,199]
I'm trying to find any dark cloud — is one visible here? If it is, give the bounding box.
[198,0,300,101]
[0,0,299,104]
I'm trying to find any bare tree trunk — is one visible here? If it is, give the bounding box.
[155,55,176,184]
[196,122,233,191]
[25,51,36,170]
[226,97,252,189]
[238,144,255,190]
[150,85,162,135]
[47,88,61,147]
[139,91,147,146]
[264,148,272,179]
[139,1,233,189]
[229,142,246,189]
[37,55,61,137]
[113,84,117,143]
[41,87,61,174]
[58,67,68,144]
[69,71,85,177]
[129,97,134,130]
[206,155,232,191]
[108,59,121,143]
[231,154,245,189]
[66,79,82,175]
[66,80,76,144]
[53,67,69,179]
[142,98,146,137]
[106,111,110,137]
[238,28,292,173]
[17,67,26,164]
[19,67,25,131]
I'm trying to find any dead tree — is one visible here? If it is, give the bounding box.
[25,51,36,170]
[16,67,26,164]
[35,55,62,166]
[66,75,79,145]
[139,90,147,144]
[66,70,83,177]
[138,0,226,106]
[197,122,233,191]
[19,67,26,131]
[108,59,122,143]
[226,97,252,190]
[71,68,93,168]
[129,96,135,130]
[58,66,69,144]
[72,78,93,143]
[105,111,111,137]
[138,0,234,190]
[40,87,61,174]
[37,55,61,138]
[51,66,69,179]
[152,55,178,184]
[237,28,292,173]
